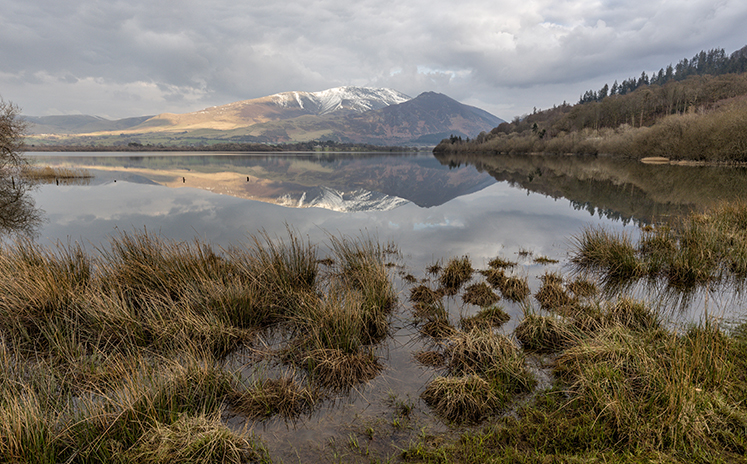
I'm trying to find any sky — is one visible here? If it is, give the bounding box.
[1,0,746,121]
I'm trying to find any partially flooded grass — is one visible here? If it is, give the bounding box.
[571,201,747,293]
[0,228,397,462]
[7,202,747,462]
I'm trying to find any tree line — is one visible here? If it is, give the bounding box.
[579,46,747,104]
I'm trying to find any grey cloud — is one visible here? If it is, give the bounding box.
[1,0,745,120]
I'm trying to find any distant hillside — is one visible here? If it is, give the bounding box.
[128,87,412,133]
[24,115,153,135]
[436,45,747,163]
[25,87,503,147]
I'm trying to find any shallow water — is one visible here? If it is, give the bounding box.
[20,150,747,461]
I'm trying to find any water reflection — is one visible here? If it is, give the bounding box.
[435,152,747,225]
[31,152,496,212]
[0,173,42,237]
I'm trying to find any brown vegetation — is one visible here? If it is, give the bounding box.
[436,74,747,162]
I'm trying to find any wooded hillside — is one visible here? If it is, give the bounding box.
[436,46,747,162]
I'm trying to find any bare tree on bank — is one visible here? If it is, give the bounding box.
[0,97,41,236]
[0,98,28,170]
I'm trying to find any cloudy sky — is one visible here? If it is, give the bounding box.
[2,0,746,121]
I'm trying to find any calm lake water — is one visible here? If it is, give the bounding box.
[20,150,747,461]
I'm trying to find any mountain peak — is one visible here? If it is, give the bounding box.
[270,86,411,115]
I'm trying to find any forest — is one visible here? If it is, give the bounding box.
[435,46,747,162]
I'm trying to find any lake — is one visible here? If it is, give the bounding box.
[18,150,747,460]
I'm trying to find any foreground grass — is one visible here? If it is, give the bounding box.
[5,202,747,462]
[571,201,747,292]
[403,204,747,463]
[404,318,747,463]
[0,229,396,462]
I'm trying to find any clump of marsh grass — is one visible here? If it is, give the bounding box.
[328,234,397,341]
[481,268,530,302]
[534,272,576,313]
[603,298,661,332]
[444,329,531,385]
[488,256,517,269]
[566,277,598,299]
[413,350,446,368]
[461,282,500,307]
[231,376,318,419]
[515,313,577,353]
[131,412,266,464]
[421,374,497,424]
[438,256,473,296]
[409,284,441,306]
[419,319,457,340]
[498,274,531,302]
[460,306,510,331]
[533,255,559,265]
[570,226,643,286]
[299,348,383,392]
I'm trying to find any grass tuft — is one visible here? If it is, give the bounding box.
[438,256,474,296]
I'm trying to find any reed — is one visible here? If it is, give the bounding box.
[21,165,92,180]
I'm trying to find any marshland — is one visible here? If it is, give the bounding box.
[2,151,747,463]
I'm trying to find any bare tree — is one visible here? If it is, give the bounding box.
[0,98,41,236]
[0,97,28,170]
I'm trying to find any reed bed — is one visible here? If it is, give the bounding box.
[21,165,92,180]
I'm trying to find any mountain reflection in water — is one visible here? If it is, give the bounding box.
[30,152,496,212]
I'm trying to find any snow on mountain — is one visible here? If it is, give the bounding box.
[275,186,410,212]
[271,86,411,115]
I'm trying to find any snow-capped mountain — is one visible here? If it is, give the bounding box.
[123,86,412,132]
[275,186,410,212]
[26,86,504,146]
[271,87,411,115]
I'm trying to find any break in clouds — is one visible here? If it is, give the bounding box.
[1,0,746,119]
